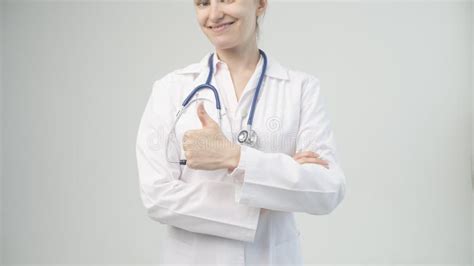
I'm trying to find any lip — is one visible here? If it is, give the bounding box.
[208,21,235,33]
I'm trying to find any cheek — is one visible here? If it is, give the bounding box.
[194,12,206,27]
[236,19,255,37]
[197,18,205,27]
[233,12,256,31]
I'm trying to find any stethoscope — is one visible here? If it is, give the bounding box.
[166,49,268,166]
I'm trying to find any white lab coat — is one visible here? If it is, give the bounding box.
[136,51,347,265]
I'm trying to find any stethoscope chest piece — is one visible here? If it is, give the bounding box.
[237,128,258,147]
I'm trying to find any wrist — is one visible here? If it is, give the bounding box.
[227,144,241,171]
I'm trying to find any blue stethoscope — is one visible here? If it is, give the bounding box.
[166,49,268,166]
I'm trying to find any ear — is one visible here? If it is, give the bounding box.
[256,0,267,16]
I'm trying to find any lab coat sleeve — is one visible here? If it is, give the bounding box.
[136,74,261,242]
[230,76,346,215]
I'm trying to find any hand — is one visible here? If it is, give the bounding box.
[182,102,240,171]
[292,150,330,169]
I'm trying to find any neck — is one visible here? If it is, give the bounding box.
[215,41,260,74]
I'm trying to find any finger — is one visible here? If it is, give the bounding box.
[299,158,330,169]
[197,102,219,129]
[295,157,329,166]
[293,151,320,160]
[297,151,320,159]
[182,130,193,144]
[315,158,329,166]
[182,134,187,144]
[182,141,190,151]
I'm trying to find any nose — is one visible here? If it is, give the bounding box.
[208,2,224,22]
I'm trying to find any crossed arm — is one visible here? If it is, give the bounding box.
[136,75,346,242]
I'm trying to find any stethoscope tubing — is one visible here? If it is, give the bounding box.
[169,49,268,165]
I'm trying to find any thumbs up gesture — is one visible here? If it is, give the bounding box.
[196,101,220,129]
[182,102,241,171]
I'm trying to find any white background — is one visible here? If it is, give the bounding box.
[1,0,472,265]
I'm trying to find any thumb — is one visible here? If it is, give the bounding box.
[197,102,219,128]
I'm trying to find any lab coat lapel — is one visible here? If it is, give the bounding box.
[177,53,230,137]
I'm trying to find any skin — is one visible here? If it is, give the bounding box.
[292,151,329,169]
[184,0,329,171]
[194,0,264,100]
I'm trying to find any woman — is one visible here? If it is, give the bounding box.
[136,0,346,264]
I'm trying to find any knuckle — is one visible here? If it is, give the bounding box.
[188,160,197,168]
[185,150,191,158]
[184,130,195,139]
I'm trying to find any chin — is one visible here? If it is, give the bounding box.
[213,43,234,50]
[210,38,239,51]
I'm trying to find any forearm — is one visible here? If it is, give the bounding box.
[230,145,346,215]
[140,179,260,242]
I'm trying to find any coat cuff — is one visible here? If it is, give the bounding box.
[229,145,261,205]
[227,145,248,203]
[227,144,247,184]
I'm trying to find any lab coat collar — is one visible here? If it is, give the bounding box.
[175,51,290,81]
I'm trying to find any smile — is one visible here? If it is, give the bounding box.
[209,22,235,33]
